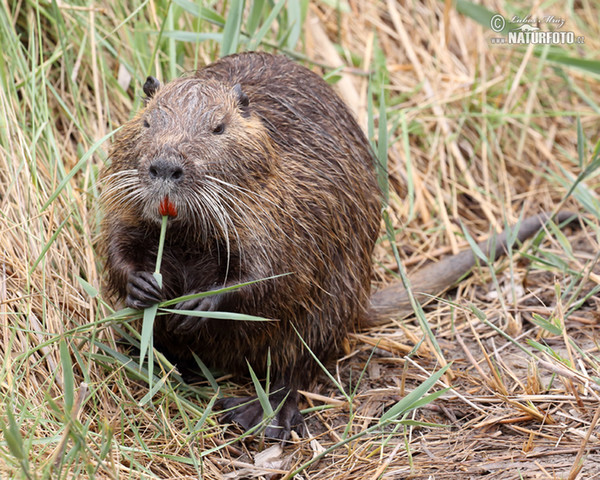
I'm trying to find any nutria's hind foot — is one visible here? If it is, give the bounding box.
[218,389,305,441]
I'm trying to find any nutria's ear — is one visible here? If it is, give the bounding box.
[233,83,250,117]
[143,76,161,101]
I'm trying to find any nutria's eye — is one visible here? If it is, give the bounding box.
[143,119,150,128]
[213,123,225,135]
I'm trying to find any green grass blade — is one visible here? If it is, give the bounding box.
[456,0,510,35]
[159,309,271,321]
[139,375,167,406]
[246,0,265,36]
[162,31,222,42]
[285,1,302,50]
[545,54,600,76]
[1,406,26,461]
[577,116,584,168]
[380,364,450,423]
[382,209,446,363]
[42,127,119,211]
[459,221,490,263]
[220,0,244,57]
[172,0,225,25]
[530,313,563,336]
[154,215,169,277]
[77,277,99,298]
[193,392,219,431]
[377,85,389,203]
[247,0,286,51]
[60,339,75,414]
[159,273,291,307]
[191,353,220,394]
[247,362,273,417]
[29,216,69,274]
[139,304,157,386]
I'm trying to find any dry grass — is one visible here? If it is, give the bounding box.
[1,0,600,478]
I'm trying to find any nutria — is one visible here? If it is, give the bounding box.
[100,51,575,439]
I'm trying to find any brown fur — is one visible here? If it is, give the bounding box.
[101,52,380,393]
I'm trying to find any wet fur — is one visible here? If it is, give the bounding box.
[100,53,380,415]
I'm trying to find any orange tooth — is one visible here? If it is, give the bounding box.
[158,196,178,217]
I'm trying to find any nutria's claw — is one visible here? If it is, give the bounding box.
[218,390,305,441]
[166,294,221,334]
[126,271,162,310]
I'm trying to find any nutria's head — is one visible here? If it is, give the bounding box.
[102,76,275,231]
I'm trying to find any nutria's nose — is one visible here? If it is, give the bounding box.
[148,159,184,182]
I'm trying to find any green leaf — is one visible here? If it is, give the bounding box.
[380,364,450,424]
[139,304,158,384]
[377,85,389,203]
[194,392,219,431]
[367,80,375,152]
[172,0,225,25]
[265,349,271,397]
[527,339,566,361]
[42,127,120,210]
[456,0,509,34]
[30,216,69,274]
[153,272,163,291]
[382,209,446,362]
[400,111,415,221]
[521,251,570,272]
[77,276,98,298]
[460,221,488,263]
[99,420,114,461]
[192,353,220,394]
[160,308,271,321]
[546,220,573,256]
[247,362,273,417]
[247,0,286,51]
[401,387,452,412]
[1,407,25,460]
[545,54,600,76]
[577,116,584,168]
[246,0,265,36]
[400,419,450,428]
[103,307,141,321]
[530,314,563,336]
[161,31,222,43]
[285,0,302,50]
[60,339,74,414]
[504,211,524,248]
[220,0,244,57]
[139,374,167,406]
[154,215,169,277]
[290,323,346,395]
[159,273,291,307]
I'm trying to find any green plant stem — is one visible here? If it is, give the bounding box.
[155,215,169,277]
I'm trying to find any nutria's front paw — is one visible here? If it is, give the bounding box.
[166,294,221,334]
[126,271,162,309]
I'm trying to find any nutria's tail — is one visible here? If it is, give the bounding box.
[367,211,577,325]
